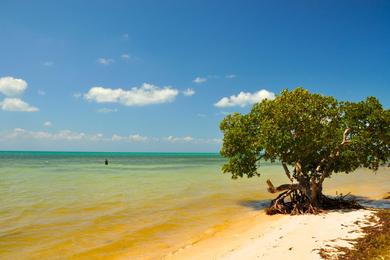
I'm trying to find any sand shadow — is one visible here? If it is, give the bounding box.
[348,195,390,209]
[239,199,271,210]
[239,195,390,211]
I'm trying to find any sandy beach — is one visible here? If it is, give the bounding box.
[163,168,389,260]
[166,209,379,260]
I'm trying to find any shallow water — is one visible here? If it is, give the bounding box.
[0,151,388,259]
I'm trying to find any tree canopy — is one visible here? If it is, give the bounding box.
[220,88,390,213]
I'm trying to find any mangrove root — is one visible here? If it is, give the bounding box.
[265,190,363,215]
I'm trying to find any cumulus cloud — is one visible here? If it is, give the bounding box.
[182,88,195,96]
[96,108,118,113]
[0,76,27,97]
[84,83,179,106]
[1,128,103,141]
[121,54,130,60]
[193,77,207,84]
[162,136,221,144]
[164,136,194,143]
[120,53,140,62]
[97,58,114,65]
[214,89,275,108]
[0,128,222,147]
[226,74,236,79]
[0,98,39,112]
[111,134,149,142]
[0,76,39,112]
[44,121,52,127]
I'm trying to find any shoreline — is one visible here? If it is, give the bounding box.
[165,208,382,260]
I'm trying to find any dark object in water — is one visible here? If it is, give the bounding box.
[105,159,108,165]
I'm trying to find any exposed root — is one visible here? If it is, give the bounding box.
[320,193,363,211]
[266,191,363,215]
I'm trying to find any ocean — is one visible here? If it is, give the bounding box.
[0,151,388,259]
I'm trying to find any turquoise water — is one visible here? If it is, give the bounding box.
[0,151,388,259]
[0,151,278,259]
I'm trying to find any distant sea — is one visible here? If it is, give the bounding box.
[0,151,389,259]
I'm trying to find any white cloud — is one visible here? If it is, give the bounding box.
[164,136,194,143]
[42,61,54,67]
[0,76,27,97]
[1,128,103,141]
[97,58,114,65]
[193,77,207,84]
[0,77,39,112]
[182,88,195,96]
[162,136,221,144]
[212,138,222,144]
[96,108,118,113]
[197,113,206,117]
[44,121,52,127]
[73,92,82,99]
[111,134,123,141]
[120,53,140,62]
[121,54,130,59]
[0,128,222,146]
[108,133,217,144]
[226,74,236,79]
[37,90,46,96]
[84,83,179,106]
[111,134,149,142]
[122,33,129,39]
[216,111,230,116]
[0,98,39,112]
[214,89,275,108]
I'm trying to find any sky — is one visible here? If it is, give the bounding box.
[0,0,389,152]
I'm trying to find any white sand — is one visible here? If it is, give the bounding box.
[166,209,378,260]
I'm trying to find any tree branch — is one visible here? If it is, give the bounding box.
[341,128,351,145]
[315,158,326,172]
[282,161,293,182]
[294,161,302,175]
[266,179,301,193]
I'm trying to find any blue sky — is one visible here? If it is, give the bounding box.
[0,0,389,152]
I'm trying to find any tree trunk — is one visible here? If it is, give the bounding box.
[266,171,361,215]
[309,181,322,207]
[298,178,323,207]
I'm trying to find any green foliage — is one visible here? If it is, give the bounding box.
[341,97,390,171]
[220,88,390,180]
